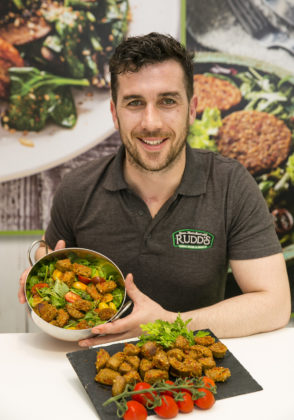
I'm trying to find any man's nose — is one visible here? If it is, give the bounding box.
[141,104,163,131]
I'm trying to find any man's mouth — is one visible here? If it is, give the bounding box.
[138,137,167,145]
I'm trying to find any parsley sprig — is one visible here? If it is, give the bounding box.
[138,314,208,348]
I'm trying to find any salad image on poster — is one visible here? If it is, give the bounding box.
[188,53,294,252]
[0,0,129,131]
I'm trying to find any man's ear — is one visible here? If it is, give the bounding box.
[189,95,197,125]
[110,100,119,130]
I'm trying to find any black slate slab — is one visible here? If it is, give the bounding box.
[66,331,262,419]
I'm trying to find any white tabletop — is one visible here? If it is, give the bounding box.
[1,328,294,420]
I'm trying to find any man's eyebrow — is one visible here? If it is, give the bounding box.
[121,92,182,102]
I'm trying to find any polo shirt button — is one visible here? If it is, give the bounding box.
[138,210,144,216]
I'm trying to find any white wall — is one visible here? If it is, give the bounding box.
[0,234,40,333]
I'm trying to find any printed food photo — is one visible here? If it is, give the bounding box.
[188,52,294,253]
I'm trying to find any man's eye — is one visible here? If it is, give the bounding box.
[127,100,143,107]
[161,98,176,105]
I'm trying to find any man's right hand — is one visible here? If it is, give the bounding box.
[18,239,66,304]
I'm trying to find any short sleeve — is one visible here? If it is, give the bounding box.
[227,164,282,260]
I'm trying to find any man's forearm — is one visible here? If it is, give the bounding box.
[179,291,291,338]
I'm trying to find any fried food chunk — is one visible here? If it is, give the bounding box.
[173,335,190,350]
[125,355,140,371]
[144,369,169,384]
[119,362,133,375]
[72,262,92,278]
[106,352,125,371]
[97,307,116,321]
[71,299,93,312]
[139,358,154,378]
[66,303,83,319]
[75,320,90,329]
[86,283,102,301]
[204,366,231,382]
[140,341,159,359]
[217,110,292,175]
[124,370,141,384]
[96,348,110,372]
[112,375,127,396]
[37,302,57,322]
[55,258,73,272]
[152,350,170,371]
[62,271,75,287]
[96,280,117,294]
[123,343,141,356]
[198,357,216,369]
[194,74,241,113]
[167,348,185,361]
[95,368,121,385]
[55,308,70,328]
[169,357,202,378]
[189,345,213,359]
[209,342,227,358]
[194,335,215,346]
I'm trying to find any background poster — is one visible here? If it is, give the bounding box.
[0,0,181,232]
[185,0,294,264]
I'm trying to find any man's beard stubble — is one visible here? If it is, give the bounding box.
[117,116,190,173]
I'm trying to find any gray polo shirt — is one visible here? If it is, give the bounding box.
[45,145,281,311]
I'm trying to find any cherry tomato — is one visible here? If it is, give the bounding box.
[132,382,156,406]
[123,400,147,420]
[31,283,48,295]
[194,388,215,410]
[154,395,179,419]
[176,391,194,413]
[161,380,177,397]
[201,376,216,389]
[65,291,81,303]
[77,275,92,284]
[72,281,87,291]
[90,276,106,284]
[180,380,194,395]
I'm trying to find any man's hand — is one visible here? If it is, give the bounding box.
[18,239,66,304]
[78,273,176,347]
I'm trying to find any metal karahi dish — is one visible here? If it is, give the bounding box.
[25,240,131,341]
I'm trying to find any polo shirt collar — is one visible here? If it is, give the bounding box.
[103,144,207,196]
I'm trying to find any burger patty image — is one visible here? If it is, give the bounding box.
[216,110,292,175]
[194,74,242,113]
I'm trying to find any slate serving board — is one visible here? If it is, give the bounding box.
[66,331,262,419]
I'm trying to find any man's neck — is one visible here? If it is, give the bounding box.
[124,151,186,218]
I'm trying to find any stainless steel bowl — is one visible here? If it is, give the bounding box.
[25,240,131,341]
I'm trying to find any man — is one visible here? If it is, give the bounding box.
[19,33,290,346]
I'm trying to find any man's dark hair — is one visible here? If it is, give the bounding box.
[109,32,194,104]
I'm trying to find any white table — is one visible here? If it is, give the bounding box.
[1,328,294,420]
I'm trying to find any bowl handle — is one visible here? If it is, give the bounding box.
[27,239,49,266]
[112,300,133,321]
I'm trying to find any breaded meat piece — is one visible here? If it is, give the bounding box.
[217,110,292,174]
[96,280,117,294]
[112,375,127,396]
[95,368,121,385]
[37,301,57,322]
[55,308,70,327]
[144,369,169,384]
[55,258,72,272]
[194,335,215,346]
[71,299,92,312]
[96,348,110,371]
[204,366,231,382]
[72,262,92,278]
[209,341,228,358]
[86,283,102,301]
[194,74,241,113]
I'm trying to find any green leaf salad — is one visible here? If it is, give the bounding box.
[26,252,125,330]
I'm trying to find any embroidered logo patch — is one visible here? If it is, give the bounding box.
[172,229,214,249]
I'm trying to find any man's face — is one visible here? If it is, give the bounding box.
[110,60,197,173]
